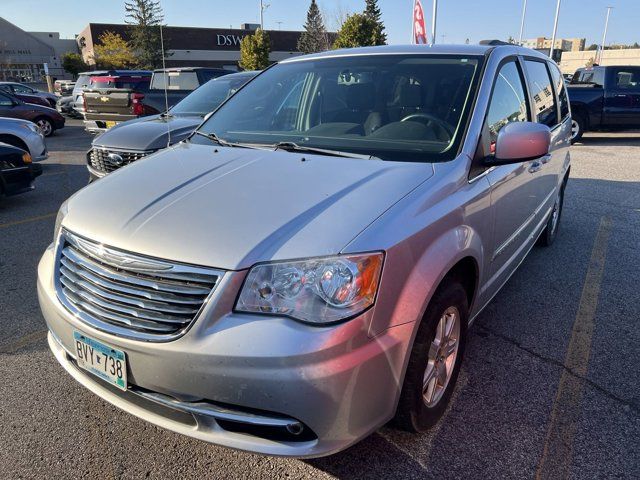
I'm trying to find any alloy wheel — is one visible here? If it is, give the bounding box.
[422,306,460,408]
[37,119,52,136]
[570,120,579,140]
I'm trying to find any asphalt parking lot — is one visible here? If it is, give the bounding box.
[1,119,638,479]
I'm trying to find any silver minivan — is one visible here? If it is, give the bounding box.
[38,44,571,457]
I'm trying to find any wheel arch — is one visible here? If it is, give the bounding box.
[0,134,28,152]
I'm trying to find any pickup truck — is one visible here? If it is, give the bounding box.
[82,72,152,133]
[82,67,232,133]
[567,65,640,142]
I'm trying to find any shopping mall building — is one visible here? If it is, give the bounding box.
[0,17,77,82]
[77,23,311,70]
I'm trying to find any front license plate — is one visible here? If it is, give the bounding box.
[105,121,117,128]
[73,331,127,390]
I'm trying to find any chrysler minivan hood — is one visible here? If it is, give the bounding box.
[65,142,434,270]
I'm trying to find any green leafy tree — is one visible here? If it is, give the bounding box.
[92,31,136,69]
[587,44,598,51]
[297,0,329,54]
[333,13,377,49]
[239,29,271,70]
[364,0,387,45]
[61,52,89,77]
[125,0,165,69]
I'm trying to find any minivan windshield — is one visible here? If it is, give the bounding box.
[196,54,483,162]
[171,73,255,116]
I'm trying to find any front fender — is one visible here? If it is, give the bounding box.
[368,225,484,338]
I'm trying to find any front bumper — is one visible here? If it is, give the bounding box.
[37,245,413,457]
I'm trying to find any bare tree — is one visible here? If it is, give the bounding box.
[319,0,351,31]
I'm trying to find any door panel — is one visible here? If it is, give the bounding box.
[481,60,540,288]
[604,67,640,126]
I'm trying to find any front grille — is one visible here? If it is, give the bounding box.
[87,147,154,174]
[56,230,223,341]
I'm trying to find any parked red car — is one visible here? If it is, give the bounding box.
[0,90,65,136]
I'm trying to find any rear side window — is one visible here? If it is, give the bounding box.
[151,72,199,90]
[613,68,640,90]
[486,61,529,143]
[525,60,558,128]
[548,63,570,120]
[0,92,13,106]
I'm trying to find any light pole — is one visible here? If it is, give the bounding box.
[259,0,270,30]
[548,0,561,62]
[598,7,613,64]
[518,0,528,45]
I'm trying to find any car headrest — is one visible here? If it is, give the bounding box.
[345,83,376,110]
[397,83,422,108]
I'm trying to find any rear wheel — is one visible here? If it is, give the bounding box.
[539,182,565,247]
[394,281,468,432]
[570,114,585,144]
[34,117,53,137]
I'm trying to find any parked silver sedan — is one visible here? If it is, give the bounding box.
[0,117,48,161]
[38,44,571,457]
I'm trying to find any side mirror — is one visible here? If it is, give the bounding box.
[484,121,551,166]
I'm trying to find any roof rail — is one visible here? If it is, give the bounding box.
[479,40,512,46]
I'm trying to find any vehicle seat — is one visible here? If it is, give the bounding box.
[328,83,383,134]
[388,83,423,122]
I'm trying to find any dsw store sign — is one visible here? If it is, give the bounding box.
[216,34,246,47]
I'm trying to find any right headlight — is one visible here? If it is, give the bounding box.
[21,122,40,135]
[235,252,384,324]
[53,200,69,243]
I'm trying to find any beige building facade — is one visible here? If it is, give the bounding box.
[559,48,640,74]
[523,37,585,52]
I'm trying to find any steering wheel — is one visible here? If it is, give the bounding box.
[400,113,454,143]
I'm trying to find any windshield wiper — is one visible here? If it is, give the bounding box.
[192,131,266,150]
[273,142,379,160]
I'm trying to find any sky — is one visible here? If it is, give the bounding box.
[2,0,639,47]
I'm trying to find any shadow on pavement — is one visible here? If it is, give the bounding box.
[575,134,640,147]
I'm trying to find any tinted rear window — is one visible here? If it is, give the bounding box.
[91,78,150,90]
[151,72,199,90]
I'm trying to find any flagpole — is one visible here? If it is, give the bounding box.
[411,0,415,44]
[549,0,561,62]
[431,0,438,45]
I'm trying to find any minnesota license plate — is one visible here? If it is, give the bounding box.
[105,121,117,128]
[73,331,127,391]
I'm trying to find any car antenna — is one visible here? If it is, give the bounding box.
[160,24,171,148]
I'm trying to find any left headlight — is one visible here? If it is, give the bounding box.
[53,200,69,243]
[236,253,384,324]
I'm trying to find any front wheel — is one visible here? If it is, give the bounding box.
[394,282,468,432]
[35,117,54,137]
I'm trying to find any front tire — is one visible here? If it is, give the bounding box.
[394,281,468,432]
[34,117,53,137]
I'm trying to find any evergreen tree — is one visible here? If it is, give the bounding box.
[364,0,387,45]
[297,0,329,54]
[333,13,377,49]
[239,29,271,71]
[125,0,165,69]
